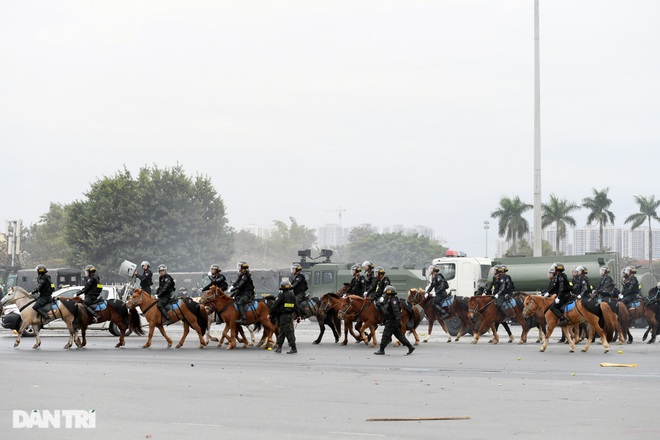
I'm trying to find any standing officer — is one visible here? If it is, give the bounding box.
[155,264,176,324]
[290,263,309,319]
[425,265,449,319]
[134,261,153,294]
[203,264,228,292]
[31,264,55,320]
[77,264,103,322]
[269,280,302,354]
[229,261,254,324]
[543,262,572,325]
[374,286,415,356]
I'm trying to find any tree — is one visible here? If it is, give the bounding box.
[345,231,445,269]
[21,203,71,268]
[625,195,660,276]
[542,194,579,256]
[490,196,533,255]
[506,238,554,257]
[65,165,233,281]
[582,187,616,252]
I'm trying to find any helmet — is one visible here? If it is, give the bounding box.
[158,264,167,272]
[494,265,504,274]
[375,266,385,275]
[547,267,555,278]
[362,260,374,271]
[85,264,96,275]
[431,265,440,273]
[625,266,637,276]
[576,266,586,275]
[501,265,508,273]
[657,281,660,289]
[36,264,47,274]
[291,263,302,273]
[210,264,221,273]
[384,285,397,295]
[141,261,150,267]
[552,262,565,272]
[351,264,361,274]
[237,261,248,272]
[599,266,610,276]
[280,280,292,290]
[571,266,579,276]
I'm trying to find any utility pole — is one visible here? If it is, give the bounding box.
[533,0,543,257]
[6,219,22,269]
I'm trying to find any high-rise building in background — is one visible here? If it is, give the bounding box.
[317,224,350,248]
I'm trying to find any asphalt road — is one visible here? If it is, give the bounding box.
[1,321,659,440]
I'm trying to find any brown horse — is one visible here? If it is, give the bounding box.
[407,288,476,343]
[394,301,423,346]
[200,286,275,350]
[314,291,343,344]
[127,288,208,349]
[0,286,88,349]
[467,295,530,344]
[319,292,363,345]
[595,297,629,345]
[625,297,658,344]
[62,297,144,348]
[338,295,383,347]
[522,294,615,353]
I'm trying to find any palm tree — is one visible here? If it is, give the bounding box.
[625,195,660,276]
[542,194,579,256]
[491,196,533,255]
[582,187,616,252]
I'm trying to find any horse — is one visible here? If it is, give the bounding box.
[394,300,423,346]
[596,297,629,345]
[127,288,208,349]
[338,295,383,347]
[61,296,144,348]
[467,295,530,345]
[522,294,615,353]
[313,286,348,344]
[200,286,275,350]
[406,288,476,343]
[625,296,658,344]
[642,293,660,343]
[318,291,363,345]
[0,286,88,349]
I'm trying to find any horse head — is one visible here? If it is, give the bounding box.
[0,286,30,307]
[126,288,147,309]
[407,288,424,305]
[522,294,541,318]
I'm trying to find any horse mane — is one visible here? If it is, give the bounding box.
[322,292,342,300]
[12,286,30,295]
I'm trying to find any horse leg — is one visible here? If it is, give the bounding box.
[176,321,190,348]
[219,325,231,348]
[313,318,325,344]
[424,319,434,343]
[157,324,173,348]
[562,325,576,353]
[471,320,489,344]
[541,320,557,352]
[341,319,350,346]
[500,321,513,343]
[368,324,378,347]
[143,323,155,348]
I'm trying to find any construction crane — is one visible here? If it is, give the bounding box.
[326,206,346,230]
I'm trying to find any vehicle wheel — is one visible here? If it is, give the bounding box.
[447,317,463,337]
[22,324,41,337]
[109,323,132,337]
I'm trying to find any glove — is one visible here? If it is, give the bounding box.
[227,286,234,293]
[424,292,429,299]
[577,295,582,299]
[379,296,385,304]
[494,294,499,299]
[618,294,623,300]
[543,292,549,297]
[363,292,368,297]
[554,298,560,304]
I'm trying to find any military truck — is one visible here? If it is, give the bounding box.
[294,249,427,297]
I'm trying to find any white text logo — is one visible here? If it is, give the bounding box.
[13,410,96,429]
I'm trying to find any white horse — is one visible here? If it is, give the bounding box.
[0,286,88,349]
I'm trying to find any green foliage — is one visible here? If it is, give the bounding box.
[582,187,616,252]
[345,231,445,269]
[507,238,554,257]
[21,203,71,268]
[542,194,579,256]
[490,196,533,254]
[625,195,660,271]
[65,165,232,280]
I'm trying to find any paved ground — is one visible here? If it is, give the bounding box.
[1,321,659,440]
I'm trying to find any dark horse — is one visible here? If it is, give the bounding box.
[63,296,144,348]
[626,296,658,344]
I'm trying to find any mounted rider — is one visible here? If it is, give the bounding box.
[31,264,55,320]
[76,264,103,322]
[134,261,154,294]
[229,261,255,325]
[425,265,449,319]
[494,265,514,315]
[371,267,391,301]
[595,266,615,298]
[362,261,376,298]
[485,266,502,296]
[155,264,176,324]
[620,266,641,307]
[574,266,591,299]
[203,264,228,292]
[290,263,309,319]
[270,280,302,354]
[543,262,572,326]
[346,264,366,297]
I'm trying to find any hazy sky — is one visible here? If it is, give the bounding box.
[1,1,658,258]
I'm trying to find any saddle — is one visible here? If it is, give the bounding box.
[92,300,108,312]
[501,297,516,310]
[234,300,258,312]
[401,300,414,314]
[440,295,455,308]
[165,300,181,311]
[561,301,576,313]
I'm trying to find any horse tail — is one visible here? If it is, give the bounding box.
[253,321,263,334]
[109,299,129,326]
[196,305,209,335]
[128,308,145,336]
[599,302,616,343]
[76,303,89,332]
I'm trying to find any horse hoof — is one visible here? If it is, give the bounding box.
[488,340,493,344]
[32,344,39,349]
[626,340,632,345]
[14,343,19,348]
[312,341,320,345]
[581,348,587,352]
[142,345,149,349]
[569,349,575,353]
[508,340,514,344]
[199,345,205,349]
[471,340,477,345]
[175,345,182,349]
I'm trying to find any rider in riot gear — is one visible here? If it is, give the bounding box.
[204,264,228,292]
[134,261,154,294]
[426,265,449,319]
[290,263,309,319]
[31,265,55,320]
[76,265,103,322]
[544,263,572,326]
[230,261,254,325]
[155,264,176,324]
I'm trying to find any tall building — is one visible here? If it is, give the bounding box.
[317,224,350,248]
[382,224,435,239]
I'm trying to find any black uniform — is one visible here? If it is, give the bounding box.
[575,274,591,298]
[271,288,301,353]
[364,270,376,297]
[156,273,176,321]
[621,275,640,306]
[231,271,255,322]
[32,273,55,318]
[135,268,153,294]
[203,272,228,292]
[347,274,366,296]
[375,294,414,355]
[595,275,615,298]
[547,272,572,322]
[78,273,103,315]
[372,276,391,301]
[494,274,514,311]
[426,272,449,316]
[290,272,308,305]
[485,275,500,295]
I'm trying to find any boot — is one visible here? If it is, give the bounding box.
[434,306,448,320]
[406,344,415,356]
[236,304,246,325]
[374,347,385,355]
[86,306,98,323]
[286,344,297,354]
[274,344,282,353]
[158,305,171,324]
[37,308,50,321]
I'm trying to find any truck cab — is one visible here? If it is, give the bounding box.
[427,251,491,297]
